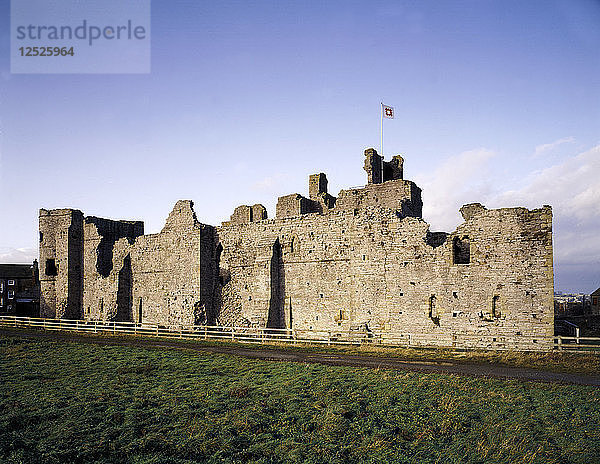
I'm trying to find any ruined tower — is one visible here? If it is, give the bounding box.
[39,209,84,319]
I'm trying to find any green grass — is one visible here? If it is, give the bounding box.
[7,326,600,375]
[176,337,600,375]
[1,336,599,464]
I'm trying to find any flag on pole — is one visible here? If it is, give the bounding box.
[382,104,394,119]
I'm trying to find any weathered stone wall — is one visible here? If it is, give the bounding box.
[40,201,216,328]
[82,217,143,322]
[228,205,253,225]
[309,173,328,199]
[224,204,269,226]
[275,174,336,219]
[214,201,553,349]
[335,179,422,217]
[39,209,83,319]
[127,201,215,327]
[276,194,314,218]
[216,213,354,329]
[38,147,554,349]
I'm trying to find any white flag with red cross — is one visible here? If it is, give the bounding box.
[382,104,394,119]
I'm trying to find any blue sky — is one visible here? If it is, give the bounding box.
[1,0,599,292]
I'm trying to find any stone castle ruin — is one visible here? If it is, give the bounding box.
[39,148,554,349]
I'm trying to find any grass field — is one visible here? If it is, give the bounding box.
[1,336,599,464]
[164,335,600,375]
[7,326,600,375]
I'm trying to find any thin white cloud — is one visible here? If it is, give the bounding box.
[414,144,600,290]
[0,247,38,264]
[493,145,600,219]
[252,173,290,192]
[533,136,575,157]
[414,148,496,231]
[490,145,600,269]
[232,161,248,174]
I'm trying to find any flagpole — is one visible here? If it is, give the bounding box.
[380,102,385,182]
[380,102,384,157]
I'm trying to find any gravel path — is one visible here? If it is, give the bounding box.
[2,328,599,386]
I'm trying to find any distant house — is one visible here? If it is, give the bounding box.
[554,292,589,317]
[592,288,600,316]
[0,261,40,317]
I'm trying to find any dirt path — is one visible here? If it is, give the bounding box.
[2,328,599,386]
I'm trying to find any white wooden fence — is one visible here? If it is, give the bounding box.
[0,315,598,353]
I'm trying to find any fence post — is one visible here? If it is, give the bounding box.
[156,325,159,337]
[558,336,562,351]
[94,321,97,334]
[576,328,580,345]
[204,326,207,340]
[328,331,331,346]
[231,327,235,341]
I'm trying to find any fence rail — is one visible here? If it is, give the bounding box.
[0,316,599,353]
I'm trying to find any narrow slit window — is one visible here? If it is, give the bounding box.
[429,295,440,326]
[429,295,437,319]
[492,295,500,318]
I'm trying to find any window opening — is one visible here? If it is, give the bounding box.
[453,236,470,264]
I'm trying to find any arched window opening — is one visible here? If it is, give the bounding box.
[429,295,437,319]
[267,239,285,329]
[429,295,440,326]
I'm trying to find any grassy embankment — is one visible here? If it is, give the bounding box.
[1,335,599,464]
